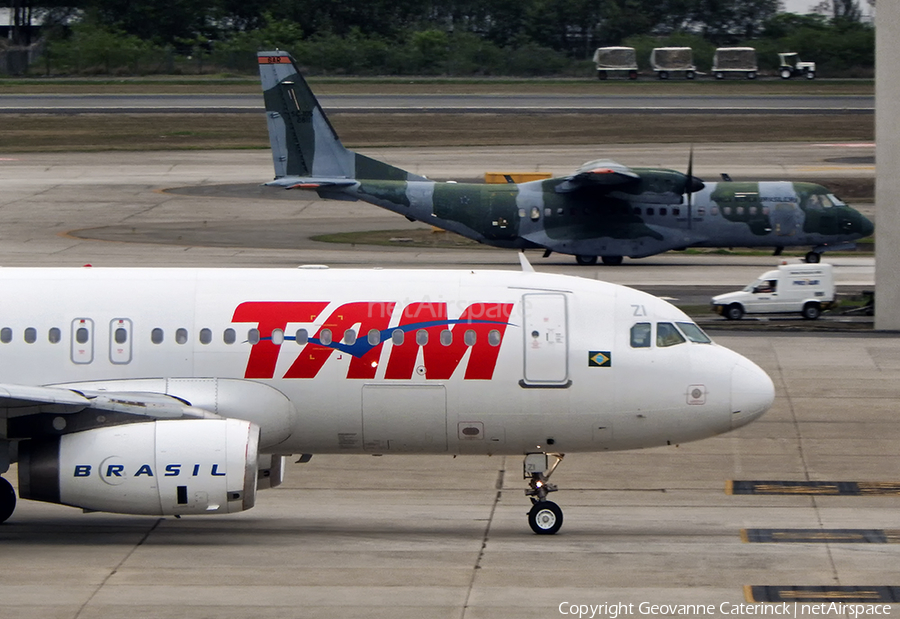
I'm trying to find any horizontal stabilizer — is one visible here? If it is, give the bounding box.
[265,177,359,190]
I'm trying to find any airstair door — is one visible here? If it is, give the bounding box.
[522,293,569,386]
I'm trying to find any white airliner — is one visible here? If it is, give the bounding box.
[0,263,773,534]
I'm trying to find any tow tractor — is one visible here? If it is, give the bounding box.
[778,52,816,79]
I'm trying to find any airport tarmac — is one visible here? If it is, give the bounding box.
[1,146,895,619]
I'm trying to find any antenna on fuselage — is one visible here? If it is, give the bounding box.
[518,252,535,273]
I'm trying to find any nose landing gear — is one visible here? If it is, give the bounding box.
[524,453,565,534]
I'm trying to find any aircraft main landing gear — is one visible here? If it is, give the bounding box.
[524,453,565,534]
[0,477,16,524]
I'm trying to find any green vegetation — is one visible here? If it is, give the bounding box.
[3,0,874,77]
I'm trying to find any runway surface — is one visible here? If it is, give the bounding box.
[0,146,895,619]
[0,92,875,114]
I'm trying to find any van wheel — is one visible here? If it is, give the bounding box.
[685,70,695,80]
[802,303,821,320]
[747,71,757,80]
[725,304,744,320]
[806,71,815,80]
[659,71,669,80]
[780,68,792,79]
[804,251,821,264]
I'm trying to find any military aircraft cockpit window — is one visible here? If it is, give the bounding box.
[676,322,712,344]
[630,323,651,348]
[828,194,846,207]
[656,322,686,347]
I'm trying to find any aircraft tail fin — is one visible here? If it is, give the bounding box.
[258,51,424,182]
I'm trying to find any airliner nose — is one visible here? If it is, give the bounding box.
[730,361,775,429]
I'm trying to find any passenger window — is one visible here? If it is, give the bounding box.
[319,329,333,346]
[488,329,501,346]
[343,329,356,345]
[630,323,651,348]
[296,328,308,345]
[0,328,10,343]
[199,328,212,345]
[223,328,236,345]
[464,329,477,346]
[367,329,380,345]
[676,322,712,344]
[151,328,164,344]
[656,322,686,347]
[440,330,452,346]
[24,328,36,344]
[76,327,89,344]
[110,319,132,365]
[175,328,188,345]
[391,329,404,345]
[416,329,428,346]
[271,328,284,345]
[248,328,260,345]
[48,327,61,344]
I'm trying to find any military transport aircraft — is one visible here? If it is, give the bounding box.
[0,261,773,534]
[258,50,873,265]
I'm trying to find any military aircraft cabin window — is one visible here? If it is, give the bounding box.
[633,207,641,215]
[368,329,380,345]
[518,208,526,218]
[296,328,308,345]
[199,328,212,345]
[0,328,10,344]
[646,208,654,216]
[391,329,404,345]
[673,207,680,216]
[557,208,564,216]
[749,207,758,215]
[736,206,745,215]
[659,208,667,216]
[544,207,552,217]
[530,207,540,221]
[343,329,356,345]
[416,329,428,346]
[697,207,705,215]
[711,207,719,215]
[440,329,453,346]
[48,327,61,344]
[151,328,164,344]
[24,328,36,344]
[488,329,502,346]
[762,207,770,215]
[464,329,477,346]
[319,329,333,346]
[676,322,712,344]
[223,328,236,345]
[656,322,686,347]
[630,323,651,348]
[271,328,285,345]
[723,207,731,215]
[248,328,260,345]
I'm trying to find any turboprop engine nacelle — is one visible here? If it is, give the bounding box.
[18,418,259,516]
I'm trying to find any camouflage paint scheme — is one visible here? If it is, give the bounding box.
[258,51,873,265]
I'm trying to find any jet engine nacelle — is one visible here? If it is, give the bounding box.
[18,418,259,516]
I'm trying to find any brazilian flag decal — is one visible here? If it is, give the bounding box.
[589,351,611,367]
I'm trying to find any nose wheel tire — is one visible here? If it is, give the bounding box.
[601,255,624,266]
[528,501,563,535]
[0,477,16,524]
[575,255,598,266]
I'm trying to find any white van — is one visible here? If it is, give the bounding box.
[712,263,834,320]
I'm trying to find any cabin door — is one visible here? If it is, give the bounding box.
[522,293,569,386]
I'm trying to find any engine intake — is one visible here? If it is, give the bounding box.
[18,418,259,516]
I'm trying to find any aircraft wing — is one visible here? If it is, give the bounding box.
[265,177,359,190]
[0,383,219,419]
[555,159,641,193]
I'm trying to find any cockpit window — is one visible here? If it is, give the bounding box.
[656,322,686,347]
[676,322,712,344]
[630,323,651,348]
[828,194,846,207]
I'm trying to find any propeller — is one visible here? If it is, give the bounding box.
[684,146,705,231]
